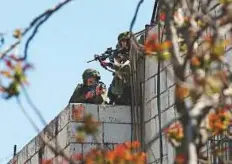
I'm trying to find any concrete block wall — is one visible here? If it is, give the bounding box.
[144,55,176,164]
[143,24,176,164]
[8,104,132,164]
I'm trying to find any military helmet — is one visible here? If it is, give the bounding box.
[82,69,101,81]
[118,31,131,42]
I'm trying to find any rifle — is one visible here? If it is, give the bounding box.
[87,47,127,63]
[87,47,130,74]
[87,48,119,72]
[87,48,115,62]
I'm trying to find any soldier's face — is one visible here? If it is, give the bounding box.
[87,77,97,86]
[120,40,128,48]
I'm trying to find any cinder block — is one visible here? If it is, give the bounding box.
[27,138,36,159]
[99,105,131,123]
[103,143,114,150]
[58,106,70,132]
[17,147,28,164]
[166,107,176,124]
[35,133,44,152]
[160,70,167,93]
[160,91,169,111]
[150,98,158,118]
[52,156,63,164]
[162,156,169,164]
[145,77,156,102]
[144,80,150,102]
[103,123,131,143]
[161,110,168,126]
[24,160,31,164]
[167,142,175,163]
[148,140,160,163]
[147,148,159,163]
[83,143,101,154]
[167,65,175,87]
[162,60,171,69]
[151,76,157,98]
[69,143,82,154]
[56,125,69,150]
[69,122,103,143]
[169,86,175,106]
[44,118,57,140]
[162,135,168,155]
[52,147,72,164]
[70,104,99,122]
[145,118,158,143]
[145,56,158,80]
[144,101,151,122]
[69,143,83,163]
[30,153,39,164]
[44,138,56,159]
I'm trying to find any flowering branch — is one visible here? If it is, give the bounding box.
[144,0,232,163]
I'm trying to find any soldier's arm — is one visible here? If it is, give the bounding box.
[94,81,107,104]
[69,84,86,103]
[99,81,106,91]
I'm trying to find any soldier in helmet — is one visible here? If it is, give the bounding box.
[118,31,131,50]
[109,31,131,63]
[69,69,107,104]
[104,32,132,105]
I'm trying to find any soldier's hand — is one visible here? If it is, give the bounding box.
[85,91,94,99]
[96,86,104,96]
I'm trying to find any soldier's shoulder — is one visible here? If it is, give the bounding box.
[77,83,83,87]
[75,83,84,90]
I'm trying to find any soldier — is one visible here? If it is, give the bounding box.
[103,32,132,105]
[117,31,131,51]
[109,31,131,63]
[69,69,107,104]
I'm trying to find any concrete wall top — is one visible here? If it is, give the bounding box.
[8,104,132,164]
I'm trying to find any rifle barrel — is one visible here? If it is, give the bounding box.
[87,48,119,63]
[87,59,96,63]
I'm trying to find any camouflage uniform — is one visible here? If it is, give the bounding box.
[69,69,106,104]
[107,32,132,105]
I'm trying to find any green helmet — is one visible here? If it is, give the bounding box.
[118,32,131,42]
[82,69,101,81]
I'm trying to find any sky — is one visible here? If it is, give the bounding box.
[0,0,154,162]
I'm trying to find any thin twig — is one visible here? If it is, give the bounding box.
[21,85,47,125]
[129,0,144,33]
[0,0,75,61]
[0,33,4,49]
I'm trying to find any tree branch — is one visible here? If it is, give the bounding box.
[129,0,144,33]
[0,0,75,61]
